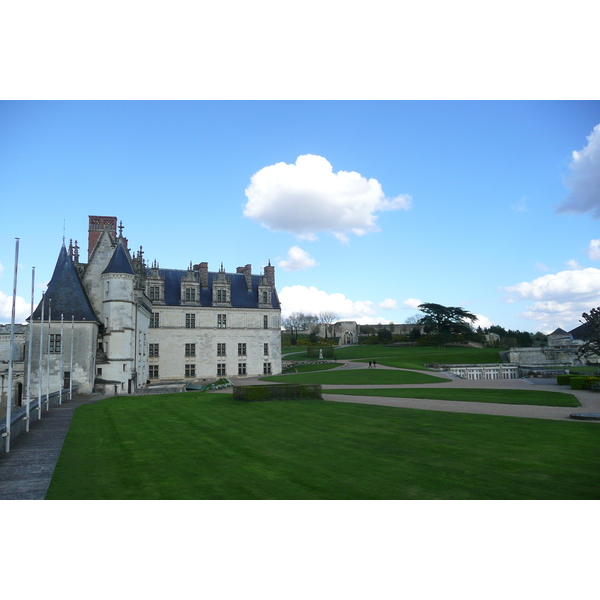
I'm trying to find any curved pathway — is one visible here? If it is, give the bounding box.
[231,361,600,422]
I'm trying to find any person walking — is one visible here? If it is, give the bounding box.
[373,360,377,368]
[368,360,372,368]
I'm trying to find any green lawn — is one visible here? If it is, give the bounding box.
[326,388,581,407]
[45,392,600,500]
[283,345,503,369]
[262,369,448,385]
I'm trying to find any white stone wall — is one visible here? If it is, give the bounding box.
[148,306,281,380]
[28,322,98,395]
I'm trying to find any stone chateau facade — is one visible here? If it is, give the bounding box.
[2,215,281,403]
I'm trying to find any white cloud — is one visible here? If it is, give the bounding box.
[379,298,397,310]
[506,267,600,329]
[587,239,600,261]
[506,268,600,302]
[278,246,317,272]
[0,291,30,324]
[473,314,493,329]
[402,298,423,309]
[566,259,581,270]
[535,262,550,271]
[556,123,600,217]
[0,261,4,277]
[278,285,380,323]
[244,154,412,242]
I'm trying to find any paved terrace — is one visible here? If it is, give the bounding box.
[1,362,598,500]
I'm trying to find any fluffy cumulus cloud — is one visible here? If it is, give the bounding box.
[278,246,317,272]
[244,154,412,242]
[473,314,493,329]
[505,267,600,330]
[587,239,600,261]
[379,298,397,310]
[278,285,387,324]
[556,123,600,217]
[0,291,30,324]
[402,298,423,309]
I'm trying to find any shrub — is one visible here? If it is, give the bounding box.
[556,375,572,386]
[233,384,322,402]
[570,376,600,390]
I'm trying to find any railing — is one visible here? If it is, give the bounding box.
[0,385,79,455]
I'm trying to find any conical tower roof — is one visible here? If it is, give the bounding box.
[30,244,99,322]
[102,239,135,275]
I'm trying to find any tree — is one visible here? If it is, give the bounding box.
[318,312,338,338]
[377,327,393,344]
[417,303,477,339]
[577,307,600,361]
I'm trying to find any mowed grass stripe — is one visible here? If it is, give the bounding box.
[45,393,599,500]
[326,388,581,407]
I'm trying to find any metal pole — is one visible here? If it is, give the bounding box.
[37,292,44,420]
[46,300,51,411]
[69,315,74,401]
[4,238,19,453]
[25,266,35,432]
[59,313,64,405]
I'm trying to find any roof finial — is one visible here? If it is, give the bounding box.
[118,220,124,237]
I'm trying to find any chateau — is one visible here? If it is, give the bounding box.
[4,215,282,401]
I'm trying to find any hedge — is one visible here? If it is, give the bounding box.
[569,376,600,390]
[556,375,572,386]
[233,384,322,402]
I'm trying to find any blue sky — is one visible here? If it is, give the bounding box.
[1,100,599,333]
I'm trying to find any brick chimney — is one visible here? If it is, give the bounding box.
[194,262,209,288]
[237,264,252,291]
[264,261,275,287]
[88,215,117,260]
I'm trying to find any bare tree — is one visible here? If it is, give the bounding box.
[318,311,338,338]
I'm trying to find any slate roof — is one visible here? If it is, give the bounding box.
[150,268,280,309]
[570,322,593,340]
[30,245,99,322]
[102,240,135,275]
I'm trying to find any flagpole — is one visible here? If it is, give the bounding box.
[25,266,35,433]
[69,315,74,401]
[46,299,51,411]
[37,292,44,420]
[4,238,19,453]
[59,313,64,405]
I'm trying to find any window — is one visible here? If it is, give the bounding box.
[185,343,196,357]
[217,343,226,357]
[185,313,195,328]
[149,343,159,357]
[149,365,159,379]
[263,363,272,375]
[149,286,160,301]
[150,313,159,328]
[185,288,196,302]
[262,291,268,304]
[263,315,268,329]
[97,367,103,376]
[217,363,226,376]
[263,343,269,356]
[217,289,227,303]
[123,364,127,371]
[49,334,61,353]
[185,364,196,377]
[218,314,226,328]
[238,343,246,356]
[238,363,246,376]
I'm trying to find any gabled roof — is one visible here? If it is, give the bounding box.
[149,268,280,309]
[549,328,570,336]
[102,239,135,275]
[30,244,99,322]
[570,322,593,340]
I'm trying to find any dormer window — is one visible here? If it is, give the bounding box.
[217,289,228,303]
[149,286,160,301]
[185,288,196,302]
